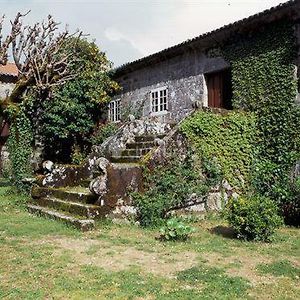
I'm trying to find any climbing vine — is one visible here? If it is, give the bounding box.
[180,111,257,191]
[221,20,300,223]
[133,145,222,227]
[6,105,33,191]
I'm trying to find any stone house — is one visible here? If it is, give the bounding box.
[28,1,300,229]
[0,63,18,99]
[0,63,18,173]
[110,0,300,124]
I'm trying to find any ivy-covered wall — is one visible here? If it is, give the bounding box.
[223,21,297,111]
[180,111,257,191]
[220,20,300,203]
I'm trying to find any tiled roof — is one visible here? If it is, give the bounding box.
[0,63,18,77]
[114,0,299,76]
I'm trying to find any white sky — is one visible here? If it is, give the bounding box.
[0,0,291,66]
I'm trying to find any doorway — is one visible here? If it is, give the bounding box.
[206,69,232,109]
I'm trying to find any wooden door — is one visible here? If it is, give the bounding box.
[207,72,224,108]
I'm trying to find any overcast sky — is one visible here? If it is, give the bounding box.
[0,0,290,66]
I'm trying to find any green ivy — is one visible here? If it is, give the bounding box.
[6,106,33,191]
[221,20,300,222]
[133,148,222,227]
[180,111,257,191]
[90,122,119,146]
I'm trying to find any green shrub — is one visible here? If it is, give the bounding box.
[133,150,221,227]
[281,177,300,226]
[71,145,87,165]
[91,122,118,146]
[224,195,283,242]
[132,193,167,227]
[7,107,33,191]
[159,218,195,241]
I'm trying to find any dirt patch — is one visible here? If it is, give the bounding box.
[47,237,198,278]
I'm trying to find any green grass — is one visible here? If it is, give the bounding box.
[177,266,249,299]
[0,186,300,299]
[257,260,300,279]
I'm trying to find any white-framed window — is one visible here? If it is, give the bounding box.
[151,87,168,114]
[108,99,121,122]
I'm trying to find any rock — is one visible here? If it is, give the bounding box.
[222,179,232,191]
[95,157,110,174]
[21,177,36,184]
[206,192,223,211]
[42,160,54,173]
[128,114,135,122]
[231,192,239,200]
[89,157,110,196]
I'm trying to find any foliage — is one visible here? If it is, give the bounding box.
[133,148,222,227]
[40,38,119,163]
[159,218,195,241]
[221,20,300,224]
[6,106,33,191]
[71,144,87,165]
[180,111,257,190]
[224,195,283,242]
[90,122,119,146]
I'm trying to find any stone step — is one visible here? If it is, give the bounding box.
[126,141,155,149]
[110,156,141,163]
[111,162,141,169]
[31,186,97,204]
[121,148,152,157]
[30,197,104,219]
[134,135,155,142]
[134,134,165,143]
[27,205,95,231]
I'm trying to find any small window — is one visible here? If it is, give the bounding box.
[151,87,168,114]
[108,99,121,122]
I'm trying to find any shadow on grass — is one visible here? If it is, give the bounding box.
[210,225,236,239]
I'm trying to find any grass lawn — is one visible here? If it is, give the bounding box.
[0,186,299,300]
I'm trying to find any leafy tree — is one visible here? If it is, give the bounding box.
[40,38,119,162]
[0,12,84,187]
[0,12,83,118]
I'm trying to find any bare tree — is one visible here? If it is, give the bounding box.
[0,11,82,110]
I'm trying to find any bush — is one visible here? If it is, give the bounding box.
[224,195,283,242]
[91,123,118,146]
[132,193,167,228]
[281,177,300,226]
[159,218,195,241]
[71,144,87,165]
[132,150,220,227]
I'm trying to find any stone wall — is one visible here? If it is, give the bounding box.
[114,49,229,123]
[0,81,15,99]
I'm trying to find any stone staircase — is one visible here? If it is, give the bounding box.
[110,135,163,163]
[28,186,101,231]
[27,121,170,231]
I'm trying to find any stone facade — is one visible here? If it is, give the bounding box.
[114,52,229,123]
[113,0,300,123]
